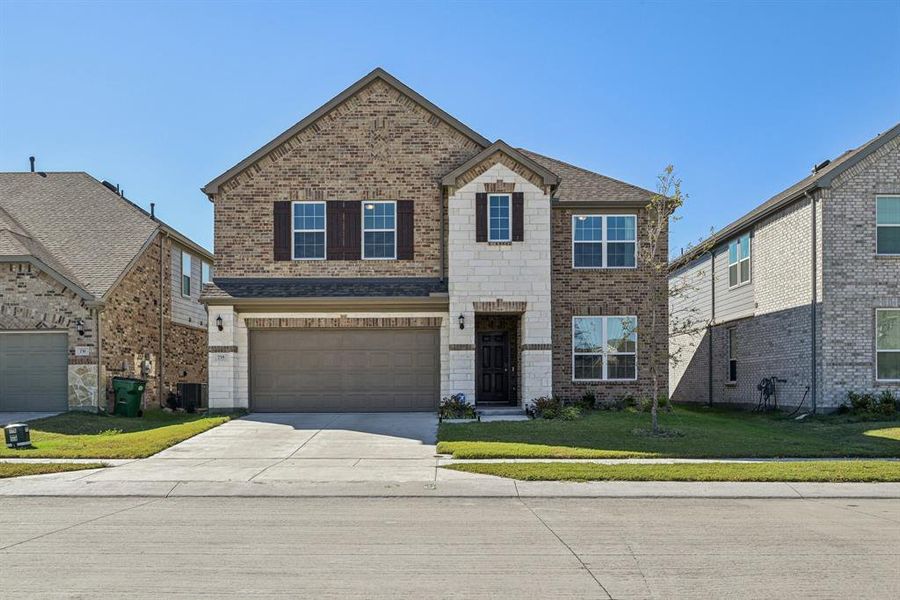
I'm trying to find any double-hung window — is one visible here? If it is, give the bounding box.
[876,195,900,255]
[572,316,637,381]
[876,309,900,381]
[181,251,191,297]
[728,233,751,287]
[572,215,636,268]
[293,202,326,260]
[201,261,212,285]
[363,201,396,259]
[488,194,511,242]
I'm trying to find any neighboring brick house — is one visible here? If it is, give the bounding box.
[669,123,900,412]
[203,68,667,413]
[0,171,213,412]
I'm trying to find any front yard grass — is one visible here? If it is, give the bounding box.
[437,406,900,459]
[0,411,230,459]
[443,460,900,482]
[0,463,105,479]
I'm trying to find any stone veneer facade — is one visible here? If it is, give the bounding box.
[670,133,899,411]
[1,233,210,411]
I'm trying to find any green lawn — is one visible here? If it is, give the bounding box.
[443,460,900,482]
[437,406,900,459]
[0,463,105,479]
[0,411,230,459]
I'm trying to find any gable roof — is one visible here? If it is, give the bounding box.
[0,172,212,300]
[670,121,900,270]
[202,67,492,197]
[440,140,560,188]
[518,149,655,204]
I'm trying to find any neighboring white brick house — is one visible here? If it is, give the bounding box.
[669,123,900,411]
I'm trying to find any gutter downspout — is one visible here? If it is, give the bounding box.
[158,231,167,408]
[807,190,818,414]
[707,249,715,407]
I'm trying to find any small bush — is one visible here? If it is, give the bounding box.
[559,406,583,420]
[840,390,897,419]
[622,395,638,408]
[877,390,897,416]
[639,394,669,413]
[574,393,596,412]
[597,398,626,411]
[440,394,476,420]
[530,396,562,419]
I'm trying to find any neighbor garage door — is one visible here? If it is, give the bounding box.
[250,328,440,412]
[0,332,68,412]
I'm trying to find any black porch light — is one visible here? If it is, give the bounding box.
[216,315,224,331]
[75,319,85,336]
[458,314,465,330]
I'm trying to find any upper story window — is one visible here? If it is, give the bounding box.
[876,309,900,382]
[572,315,637,381]
[181,251,191,297]
[876,195,900,255]
[728,233,751,288]
[488,194,511,242]
[572,215,636,268]
[293,201,326,260]
[201,261,212,285]
[363,201,396,259]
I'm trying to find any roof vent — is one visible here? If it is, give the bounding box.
[29,156,35,172]
[812,159,831,173]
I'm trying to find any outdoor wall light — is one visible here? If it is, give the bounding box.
[364,203,376,210]
[75,319,85,336]
[216,315,223,332]
[458,314,465,330]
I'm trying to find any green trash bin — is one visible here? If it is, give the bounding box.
[112,377,146,418]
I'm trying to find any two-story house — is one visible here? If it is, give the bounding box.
[202,68,667,413]
[669,123,900,412]
[0,170,213,412]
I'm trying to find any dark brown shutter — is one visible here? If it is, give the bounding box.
[512,192,524,242]
[344,201,361,260]
[273,201,291,261]
[397,200,414,260]
[326,201,343,259]
[475,193,487,242]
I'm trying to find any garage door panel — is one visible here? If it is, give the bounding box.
[250,328,439,412]
[0,332,68,412]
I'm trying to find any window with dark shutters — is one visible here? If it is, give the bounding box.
[273,201,291,261]
[475,193,488,242]
[397,200,414,259]
[512,192,524,242]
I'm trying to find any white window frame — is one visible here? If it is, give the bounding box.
[571,214,637,269]
[726,327,737,384]
[201,261,212,285]
[181,251,191,297]
[571,315,638,382]
[875,308,900,382]
[488,194,512,242]
[876,195,900,256]
[291,201,327,261]
[362,200,397,260]
[728,233,752,289]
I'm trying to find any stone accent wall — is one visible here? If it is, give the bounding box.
[552,207,668,402]
[212,79,483,278]
[0,262,98,410]
[821,134,900,406]
[447,162,553,405]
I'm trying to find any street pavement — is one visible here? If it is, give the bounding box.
[1,496,897,599]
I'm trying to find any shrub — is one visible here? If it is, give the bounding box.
[597,398,626,411]
[574,392,596,412]
[622,395,638,408]
[841,390,897,418]
[876,390,897,417]
[639,394,669,413]
[559,405,583,420]
[440,394,476,420]
[530,396,562,420]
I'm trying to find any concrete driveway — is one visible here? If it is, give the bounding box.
[79,412,442,485]
[0,412,60,426]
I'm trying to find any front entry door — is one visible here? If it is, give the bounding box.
[477,331,510,404]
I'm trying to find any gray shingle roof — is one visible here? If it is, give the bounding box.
[0,172,210,299]
[518,149,655,203]
[203,277,447,301]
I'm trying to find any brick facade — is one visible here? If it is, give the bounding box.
[213,79,482,279]
[552,207,669,402]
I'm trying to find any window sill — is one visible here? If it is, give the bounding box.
[725,381,737,387]
[487,241,512,246]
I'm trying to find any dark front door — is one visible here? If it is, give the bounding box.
[477,331,511,404]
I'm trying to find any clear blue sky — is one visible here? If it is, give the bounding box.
[2,1,898,255]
